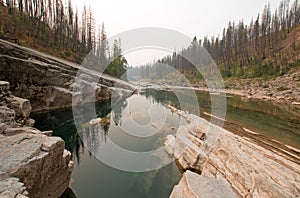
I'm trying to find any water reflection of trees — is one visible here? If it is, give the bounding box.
[79,121,110,158]
[71,99,113,163]
[111,98,127,126]
[140,89,181,109]
[67,100,113,164]
[31,100,113,165]
[77,98,127,163]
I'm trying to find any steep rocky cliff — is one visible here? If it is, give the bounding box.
[165,106,300,198]
[0,81,73,198]
[0,39,135,112]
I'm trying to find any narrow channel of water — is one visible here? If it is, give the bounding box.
[31,89,300,197]
[143,89,300,149]
[32,93,184,198]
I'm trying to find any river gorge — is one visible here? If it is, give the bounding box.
[0,39,300,197]
[32,88,300,198]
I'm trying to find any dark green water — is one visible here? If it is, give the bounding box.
[32,89,300,198]
[32,93,184,198]
[147,89,300,149]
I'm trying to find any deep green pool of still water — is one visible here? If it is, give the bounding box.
[31,89,300,198]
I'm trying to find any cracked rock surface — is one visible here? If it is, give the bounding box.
[0,39,135,112]
[166,107,300,198]
[0,81,73,198]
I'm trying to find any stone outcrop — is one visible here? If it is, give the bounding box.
[170,171,236,198]
[0,39,135,112]
[165,106,300,198]
[0,81,73,198]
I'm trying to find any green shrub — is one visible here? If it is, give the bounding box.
[277,86,289,91]
[65,50,72,57]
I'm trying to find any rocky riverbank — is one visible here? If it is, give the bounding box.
[0,39,135,112]
[0,81,73,198]
[193,69,300,105]
[165,105,300,197]
[136,67,300,105]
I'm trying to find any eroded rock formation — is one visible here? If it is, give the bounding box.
[0,39,135,112]
[165,106,300,198]
[0,81,73,198]
[170,171,236,198]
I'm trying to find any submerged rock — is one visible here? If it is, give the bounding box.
[89,118,102,125]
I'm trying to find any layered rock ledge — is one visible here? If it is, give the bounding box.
[165,105,300,197]
[0,39,135,112]
[0,81,73,198]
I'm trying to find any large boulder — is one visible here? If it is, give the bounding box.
[0,133,73,198]
[0,81,32,127]
[170,171,236,198]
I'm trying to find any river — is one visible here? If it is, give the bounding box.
[31,88,300,198]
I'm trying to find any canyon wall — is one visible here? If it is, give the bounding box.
[0,81,73,198]
[0,39,135,112]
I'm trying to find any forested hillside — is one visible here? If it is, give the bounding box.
[0,0,127,78]
[132,0,300,80]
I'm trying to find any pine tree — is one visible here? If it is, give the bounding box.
[99,22,108,65]
[81,4,87,53]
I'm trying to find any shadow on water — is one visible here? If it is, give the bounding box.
[60,188,77,198]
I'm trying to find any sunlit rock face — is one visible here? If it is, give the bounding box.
[0,81,73,198]
[170,171,236,198]
[0,39,135,112]
[165,106,300,198]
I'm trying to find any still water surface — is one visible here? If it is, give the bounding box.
[32,89,300,197]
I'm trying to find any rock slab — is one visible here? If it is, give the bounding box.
[0,39,135,111]
[170,171,236,198]
[0,81,73,198]
[166,106,300,198]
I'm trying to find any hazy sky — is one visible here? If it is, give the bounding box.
[72,0,282,66]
